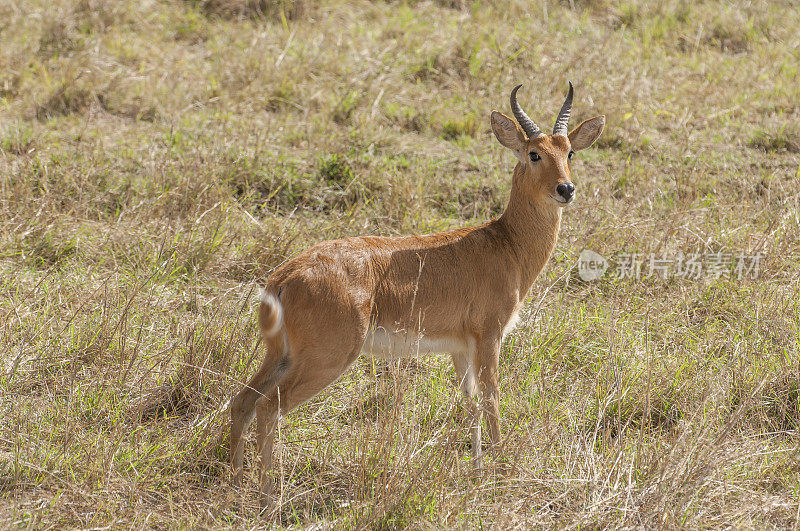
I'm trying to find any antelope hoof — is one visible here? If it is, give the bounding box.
[231,469,243,488]
[472,454,483,470]
[259,492,276,514]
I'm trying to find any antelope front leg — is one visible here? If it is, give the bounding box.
[451,352,481,462]
[477,335,502,448]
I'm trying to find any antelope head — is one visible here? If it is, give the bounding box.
[491,83,605,207]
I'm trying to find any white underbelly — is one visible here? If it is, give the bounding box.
[361,327,467,360]
[503,305,523,338]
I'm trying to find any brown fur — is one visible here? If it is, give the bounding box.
[229,98,605,508]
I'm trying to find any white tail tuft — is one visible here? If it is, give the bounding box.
[258,287,284,338]
[257,286,271,305]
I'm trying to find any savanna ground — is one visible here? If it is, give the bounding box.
[1,0,799,527]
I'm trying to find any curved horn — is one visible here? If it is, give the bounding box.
[510,84,542,139]
[552,81,573,136]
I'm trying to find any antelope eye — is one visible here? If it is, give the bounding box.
[568,150,574,160]
[529,152,541,162]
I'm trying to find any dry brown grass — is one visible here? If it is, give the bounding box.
[1,0,799,527]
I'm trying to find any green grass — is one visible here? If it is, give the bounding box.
[1,0,799,527]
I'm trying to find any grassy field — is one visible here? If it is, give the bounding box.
[1,0,799,527]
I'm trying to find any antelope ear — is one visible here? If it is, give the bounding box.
[491,111,527,157]
[568,115,605,151]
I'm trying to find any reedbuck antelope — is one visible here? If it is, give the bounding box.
[230,83,604,505]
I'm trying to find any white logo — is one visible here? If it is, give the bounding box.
[577,250,608,281]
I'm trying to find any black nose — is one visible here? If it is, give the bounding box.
[556,183,575,201]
